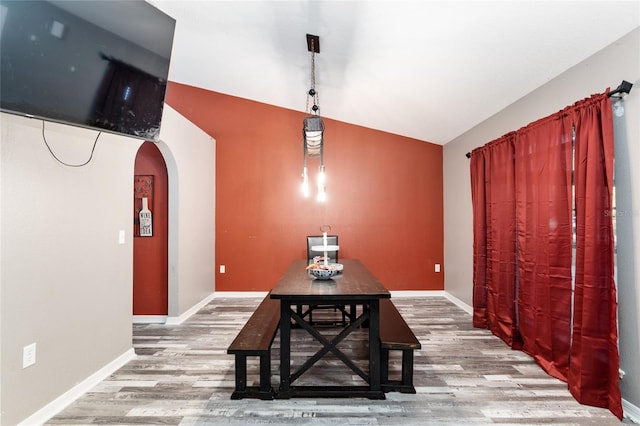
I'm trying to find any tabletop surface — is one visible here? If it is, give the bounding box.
[270,259,390,300]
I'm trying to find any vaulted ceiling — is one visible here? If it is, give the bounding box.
[149,0,639,144]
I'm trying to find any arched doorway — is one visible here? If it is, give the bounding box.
[133,141,169,318]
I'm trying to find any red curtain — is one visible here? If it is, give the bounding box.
[470,147,488,327]
[470,91,622,419]
[569,93,622,419]
[471,134,521,348]
[514,113,574,380]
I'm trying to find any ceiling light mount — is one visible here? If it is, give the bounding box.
[306,34,320,53]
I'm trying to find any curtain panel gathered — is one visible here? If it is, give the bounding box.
[515,112,574,381]
[569,95,620,415]
[470,133,521,349]
[470,92,622,419]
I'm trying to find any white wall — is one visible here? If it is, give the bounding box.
[157,106,216,317]
[0,114,141,425]
[443,28,640,414]
[0,105,215,425]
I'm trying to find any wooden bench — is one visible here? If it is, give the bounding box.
[227,294,280,400]
[379,298,421,393]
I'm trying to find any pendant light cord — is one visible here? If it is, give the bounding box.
[306,42,320,115]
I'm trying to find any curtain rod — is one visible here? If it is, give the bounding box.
[465,80,634,158]
[608,80,633,98]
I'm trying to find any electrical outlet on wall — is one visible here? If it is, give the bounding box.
[435,263,441,273]
[23,343,36,368]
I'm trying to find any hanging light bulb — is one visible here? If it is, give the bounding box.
[316,164,326,202]
[301,166,310,197]
[317,164,326,184]
[317,187,327,202]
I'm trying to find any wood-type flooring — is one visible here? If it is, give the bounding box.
[47,296,629,425]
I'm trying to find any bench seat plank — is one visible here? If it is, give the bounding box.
[379,298,421,393]
[228,296,280,354]
[227,295,280,400]
[379,299,421,350]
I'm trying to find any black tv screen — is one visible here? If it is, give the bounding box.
[0,0,175,141]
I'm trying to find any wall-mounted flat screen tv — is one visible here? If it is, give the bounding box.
[0,0,175,141]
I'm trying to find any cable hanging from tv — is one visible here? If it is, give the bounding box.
[41,121,101,167]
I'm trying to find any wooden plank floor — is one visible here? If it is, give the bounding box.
[47,297,628,425]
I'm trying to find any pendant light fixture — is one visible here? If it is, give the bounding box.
[301,34,326,202]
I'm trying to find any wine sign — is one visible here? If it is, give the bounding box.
[139,197,153,237]
[134,175,154,237]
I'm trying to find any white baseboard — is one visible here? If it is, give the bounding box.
[18,348,136,426]
[389,290,445,298]
[387,290,473,315]
[165,292,216,325]
[213,291,269,298]
[132,315,168,324]
[624,398,640,424]
[442,291,473,315]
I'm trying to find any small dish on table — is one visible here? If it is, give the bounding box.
[306,262,343,280]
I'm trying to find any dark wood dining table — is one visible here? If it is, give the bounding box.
[270,259,391,399]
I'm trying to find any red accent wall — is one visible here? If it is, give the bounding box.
[133,142,169,314]
[165,82,443,291]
